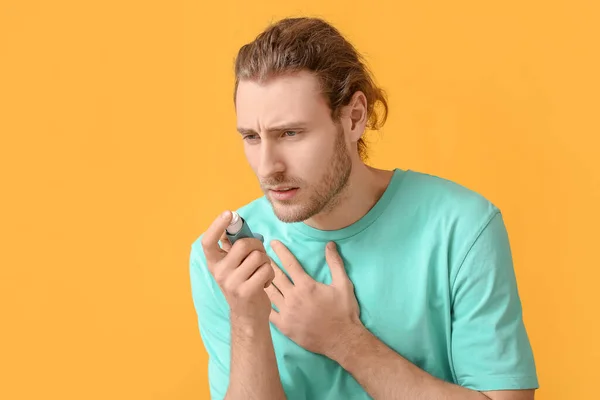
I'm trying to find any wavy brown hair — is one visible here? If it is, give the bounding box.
[233,17,388,161]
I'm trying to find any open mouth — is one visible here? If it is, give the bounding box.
[269,187,299,200]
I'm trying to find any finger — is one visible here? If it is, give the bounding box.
[270,240,310,285]
[219,231,232,252]
[244,262,275,290]
[228,249,270,284]
[226,237,266,270]
[325,241,349,285]
[265,282,284,309]
[201,211,234,264]
[270,257,294,294]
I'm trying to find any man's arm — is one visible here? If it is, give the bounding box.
[190,212,287,400]
[326,212,537,400]
[329,323,534,400]
[265,211,538,400]
[226,317,286,400]
[328,211,536,399]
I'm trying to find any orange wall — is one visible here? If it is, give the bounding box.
[1,1,598,399]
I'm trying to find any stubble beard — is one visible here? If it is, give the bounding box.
[263,126,352,223]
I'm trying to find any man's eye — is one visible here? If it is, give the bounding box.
[283,131,297,137]
[243,135,259,141]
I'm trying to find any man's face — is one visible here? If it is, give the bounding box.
[235,70,352,223]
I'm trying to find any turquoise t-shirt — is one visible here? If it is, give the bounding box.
[189,169,539,399]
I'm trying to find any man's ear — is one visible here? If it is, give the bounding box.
[345,91,368,142]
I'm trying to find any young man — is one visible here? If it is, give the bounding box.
[189,17,539,400]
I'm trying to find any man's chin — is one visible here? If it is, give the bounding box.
[269,201,311,223]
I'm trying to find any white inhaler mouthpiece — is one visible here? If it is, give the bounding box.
[226,211,244,235]
[225,211,263,244]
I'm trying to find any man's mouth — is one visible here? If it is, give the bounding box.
[269,187,300,200]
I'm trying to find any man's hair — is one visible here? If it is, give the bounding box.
[233,17,388,161]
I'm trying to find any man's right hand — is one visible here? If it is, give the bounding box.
[201,210,275,323]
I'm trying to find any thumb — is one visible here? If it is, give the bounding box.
[325,241,349,285]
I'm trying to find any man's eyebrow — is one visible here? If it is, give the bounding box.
[237,122,308,135]
[237,127,257,135]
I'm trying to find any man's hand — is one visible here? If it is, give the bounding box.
[201,212,285,400]
[265,240,362,357]
[201,211,275,323]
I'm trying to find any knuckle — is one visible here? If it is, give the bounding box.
[200,235,211,249]
[254,264,271,285]
[261,252,271,265]
[288,295,302,309]
[304,281,317,294]
[214,269,226,285]
[222,278,234,294]
[231,285,244,298]
[259,263,272,278]
[248,249,263,264]
[235,238,252,254]
[267,264,275,279]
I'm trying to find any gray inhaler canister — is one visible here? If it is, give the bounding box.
[225,211,263,245]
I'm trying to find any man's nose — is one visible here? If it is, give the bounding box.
[257,141,285,179]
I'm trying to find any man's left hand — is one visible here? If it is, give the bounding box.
[265,240,363,358]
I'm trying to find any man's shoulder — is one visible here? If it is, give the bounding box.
[401,169,500,220]
[396,169,506,278]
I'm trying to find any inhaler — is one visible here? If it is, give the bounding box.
[225,211,264,245]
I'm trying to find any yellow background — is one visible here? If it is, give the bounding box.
[1,0,598,399]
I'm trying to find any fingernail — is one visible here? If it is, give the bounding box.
[221,210,231,219]
[327,242,336,250]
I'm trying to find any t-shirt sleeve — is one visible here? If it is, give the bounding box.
[189,241,231,400]
[450,211,539,391]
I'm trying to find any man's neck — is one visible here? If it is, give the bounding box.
[303,164,395,231]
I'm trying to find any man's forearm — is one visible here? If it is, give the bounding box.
[330,324,490,400]
[225,317,286,400]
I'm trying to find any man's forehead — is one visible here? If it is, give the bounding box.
[235,72,329,129]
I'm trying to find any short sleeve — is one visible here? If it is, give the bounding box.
[189,241,231,400]
[450,212,539,391]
